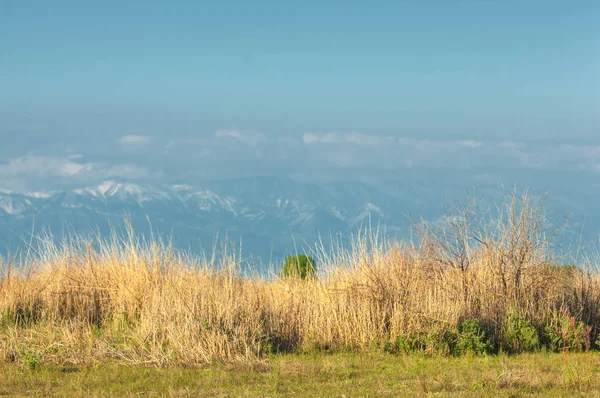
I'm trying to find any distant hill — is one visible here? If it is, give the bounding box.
[0,175,597,268]
[0,178,418,266]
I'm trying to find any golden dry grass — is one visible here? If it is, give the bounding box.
[1,192,599,367]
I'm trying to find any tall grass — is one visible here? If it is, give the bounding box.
[1,191,599,366]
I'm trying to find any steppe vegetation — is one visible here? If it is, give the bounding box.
[1,190,599,396]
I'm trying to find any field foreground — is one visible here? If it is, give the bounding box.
[2,193,600,367]
[1,192,600,398]
[1,352,599,397]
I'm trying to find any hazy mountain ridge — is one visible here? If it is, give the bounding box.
[0,178,411,263]
[1,174,598,266]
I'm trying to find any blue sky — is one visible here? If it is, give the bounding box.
[0,0,599,190]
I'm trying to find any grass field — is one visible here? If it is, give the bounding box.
[1,192,600,396]
[2,352,599,397]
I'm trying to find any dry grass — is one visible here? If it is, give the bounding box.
[1,191,599,367]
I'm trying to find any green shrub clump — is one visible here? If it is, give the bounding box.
[393,320,491,356]
[280,254,317,280]
[544,306,591,352]
[502,311,540,353]
[452,318,492,356]
[394,329,454,356]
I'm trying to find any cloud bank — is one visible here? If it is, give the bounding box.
[1,129,599,191]
[118,135,149,145]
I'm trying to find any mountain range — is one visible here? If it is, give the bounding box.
[1,174,598,268]
[0,177,426,266]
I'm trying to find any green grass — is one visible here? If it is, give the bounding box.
[2,352,599,397]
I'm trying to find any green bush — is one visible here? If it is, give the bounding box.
[280,254,317,280]
[399,325,456,356]
[502,311,540,353]
[544,306,591,352]
[17,346,43,371]
[394,335,412,354]
[452,318,492,356]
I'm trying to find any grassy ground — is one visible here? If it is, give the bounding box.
[1,352,599,397]
[1,195,600,396]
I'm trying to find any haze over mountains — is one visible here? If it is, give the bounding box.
[0,177,407,265]
[1,172,599,268]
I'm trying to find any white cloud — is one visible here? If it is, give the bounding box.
[0,156,93,177]
[304,133,487,150]
[0,155,156,189]
[215,130,243,140]
[303,132,387,145]
[302,133,321,144]
[215,129,267,147]
[5,129,600,193]
[299,132,600,172]
[118,135,149,144]
[457,140,484,148]
[102,164,157,179]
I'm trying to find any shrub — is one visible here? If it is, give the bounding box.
[544,306,591,352]
[452,318,492,356]
[17,346,43,371]
[502,311,540,353]
[394,335,412,354]
[280,254,317,279]
[403,325,456,356]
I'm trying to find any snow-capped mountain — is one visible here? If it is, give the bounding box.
[1,175,595,266]
[0,177,413,264]
[73,181,172,204]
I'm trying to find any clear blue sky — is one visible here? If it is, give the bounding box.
[0,0,599,190]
